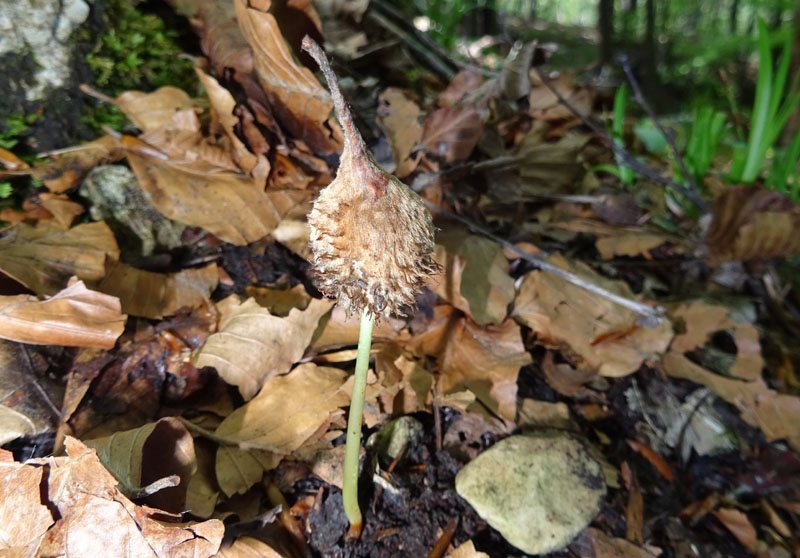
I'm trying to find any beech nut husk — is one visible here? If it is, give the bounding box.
[303,36,439,319]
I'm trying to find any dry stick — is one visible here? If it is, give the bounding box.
[618,54,700,196]
[423,200,666,328]
[533,67,710,213]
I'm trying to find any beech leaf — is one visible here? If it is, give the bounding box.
[0,279,126,349]
[194,297,332,400]
[416,105,482,163]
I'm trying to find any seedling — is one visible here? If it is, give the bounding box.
[301,37,439,537]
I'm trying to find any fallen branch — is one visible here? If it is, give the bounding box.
[423,200,667,328]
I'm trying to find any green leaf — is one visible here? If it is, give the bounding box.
[634,120,668,155]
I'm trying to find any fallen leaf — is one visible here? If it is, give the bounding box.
[244,283,311,316]
[0,221,119,296]
[95,259,218,319]
[185,439,219,518]
[85,417,196,513]
[499,41,535,101]
[33,136,123,193]
[429,307,531,421]
[126,151,281,245]
[215,446,280,497]
[706,185,800,264]
[377,88,423,177]
[596,232,679,260]
[627,440,674,481]
[0,341,65,445]
[529,71,594,122]
[311,304,409,351]
[439,70,483,108]
[621,462,644,544]
[115,87,198,132]
[433,229,516,325]
[582,527,659,558]
[449,539,490,558]
[19,437,223,557]
[515,131,591,196]
[214,536,284,558]
[0,279,126,348]
[234,0,336,153]
[662,352,800,451]
[712,508,757,551]
[213,363,349,455]
[512,253,673,377]
[194,297,332,400]
[416,105,482,164]
[0,451,54,549]
[38,193,85,228]
[518,398,572,429]
[671,301,764,381]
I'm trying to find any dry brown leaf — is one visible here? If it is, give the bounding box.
[582,527,658,558]
[244,283,311,316]
[194,298,332,400]
[126,151,281,245]
[512,253,673,377]
[195,66,269,179]
[712,508,757,551]
[214,537,284,558]
[621,462,644,544]
[515,131,591,196]
[439,70,483,108]
[215,446,280,497]
[0,450,54,550]
[662,352,800,451]
[95,259,217,320]
[19,437,223,557]
[706,185,800,264]
[0,279,125,348]
[34,136,123,193]
[0,341,65,445]
[116,87,198,132]
[311,304,409,350]
[38,193,85,228]
[213,363,349,454]
[185,439,219,519]
[671,301,764,381]
[85,417,196,513]
[234,0,336,153]
[416,105,482,164]
[518,398,572,429]
[433,229,515,325]
[0,221,119,296]
[377,88,423,177]
[417,306,530,421]
[448,540,490,558]
[529,71,594,121]
[596,232,679,260]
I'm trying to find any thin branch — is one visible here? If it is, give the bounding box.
[533,67,710,213]
[618,54,700,196]
[423,200,666,328]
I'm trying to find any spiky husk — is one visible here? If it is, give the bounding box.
[308,150,439,318]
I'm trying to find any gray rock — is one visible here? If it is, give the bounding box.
[0,0,89,102]
[80,165,185,258]
[455,431,606,555]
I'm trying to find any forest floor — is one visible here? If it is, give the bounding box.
[0,2,799,558]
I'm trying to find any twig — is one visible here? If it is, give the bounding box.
[423,200,666,328]
[533,67,710,213]
[618,54,700,196]
[365,10,456,82]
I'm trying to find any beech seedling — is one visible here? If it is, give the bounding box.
[301,36,439,537]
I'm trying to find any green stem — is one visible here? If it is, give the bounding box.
[342,310,374,533]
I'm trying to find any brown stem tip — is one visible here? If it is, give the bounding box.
[301,35,440,319]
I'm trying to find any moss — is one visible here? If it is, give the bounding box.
[0,112,41,150]
[81,0,198,133]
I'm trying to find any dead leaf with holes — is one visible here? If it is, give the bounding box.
[85,417,196,513]
[416,105,482,164]
[432,227,516,326]
[0,220,119,296]
[662,352,800,451]
[194,297,332,400]
[234,0,336,153]
[0,436,223,557]
[94,259,217,320]
[671,301,764,381]
[376,88,423,177]
[512,253,673,377]
[706,185,800,264]
[0,279,125,348]
[126,150,281,245]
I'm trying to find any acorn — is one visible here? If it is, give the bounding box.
[302,37,439,319]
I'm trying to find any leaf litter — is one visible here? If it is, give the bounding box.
[0,3,798,558]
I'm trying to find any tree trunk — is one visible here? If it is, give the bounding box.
[729,0,740,34]
[599,0,614,66]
